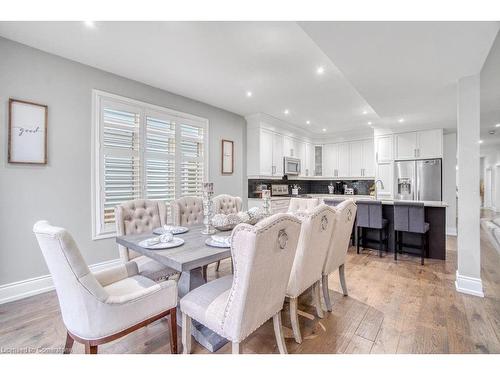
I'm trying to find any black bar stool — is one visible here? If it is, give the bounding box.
[356,200,389,257]
[393,202,430,265]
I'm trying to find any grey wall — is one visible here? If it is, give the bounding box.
[0,37,247,285]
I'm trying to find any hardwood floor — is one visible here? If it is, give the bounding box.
[1,215,499,354]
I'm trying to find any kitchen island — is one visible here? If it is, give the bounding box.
[320,196,447,260]
[248,195,447,260]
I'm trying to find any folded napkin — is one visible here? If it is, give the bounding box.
[211,235,231,244]
[145,233,173,246]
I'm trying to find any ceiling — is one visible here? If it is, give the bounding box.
[480,26,500,147]
[0,21,498,136]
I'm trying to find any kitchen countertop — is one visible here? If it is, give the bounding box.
[248,195,448,207]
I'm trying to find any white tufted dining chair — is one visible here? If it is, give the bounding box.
[322,199,357,312]
[180,213,302,354]
[170,196,204,226]
[213,194,242,215]
[285,204,336,343]
[115,200,179,282]
[287,197,320,214]
[33,221,178,354]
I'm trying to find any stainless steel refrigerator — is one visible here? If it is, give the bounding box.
[394,159,442,201]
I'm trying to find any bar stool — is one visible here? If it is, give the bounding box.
[393,202,429,265]
[356,200,389,257]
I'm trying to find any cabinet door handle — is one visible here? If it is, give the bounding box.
[272,166,276,175]
[376,152,378,163]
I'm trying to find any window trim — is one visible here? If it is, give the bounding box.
[91,89,209,240]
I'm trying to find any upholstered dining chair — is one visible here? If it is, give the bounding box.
[170,196,215,279]
[33,221,178,354]
[180,213,302,354]
[211,194,242,272]
[170,196,204,226]
[285,204,336,343]
[115,199,179,282]
[213,194,242,215]
[287,197,320,214]
[321,200,357,312]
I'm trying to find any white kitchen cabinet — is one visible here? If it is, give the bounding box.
[259,128,274,176]
[375,135,393,162]
[303,143,315,177]
[395,132,418,160]
[338,143,350,177]
[295,140,306,175]
[416,129,443,159]
[272,132,284,176]
[362,139,375,177]
[375,162,393,198]
[394,129,443,160]
[283,136,294,157]
[323,143,339,177]
[349,141,364,177]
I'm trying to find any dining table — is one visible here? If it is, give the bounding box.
[115,225,232,352]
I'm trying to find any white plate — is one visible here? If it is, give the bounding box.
[139,237,185,250]
[153,226,189,235]
[205,238,231,248]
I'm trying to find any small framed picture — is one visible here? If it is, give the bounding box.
[8,99,48,164]
[221,139,234,175]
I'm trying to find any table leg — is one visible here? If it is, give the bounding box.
[177,266,228,353]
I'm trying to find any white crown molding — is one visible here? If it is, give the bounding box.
[0,258,122,305]
[455,270,484,298]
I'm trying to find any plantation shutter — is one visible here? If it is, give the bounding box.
[144,111,176,218]
[101,102,141,229]
[179,120,205,196]
[94,91,208,237]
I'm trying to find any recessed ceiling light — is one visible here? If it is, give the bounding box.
[306,120,311,125]
[322,128,327,132]
[284,109,289,115]
[496,123,500,128]
[368,121,372,125]
[398,118,405,123]
[479,140,484,144]
[246,91,253,98]
[84,21,95,28]
[316,66,325,75]
[362,110,368,115]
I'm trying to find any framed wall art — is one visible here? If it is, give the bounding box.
[221,139,234,175]
[8,98,48,164]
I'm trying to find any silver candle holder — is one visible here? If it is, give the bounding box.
[262,189,271,216]
[201,182,216,235]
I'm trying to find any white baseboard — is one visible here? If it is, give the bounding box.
[455,270,484,297]
[446,227,457,236]
[0,258,122,305]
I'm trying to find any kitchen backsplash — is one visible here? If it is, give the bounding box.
[248,178,375,198]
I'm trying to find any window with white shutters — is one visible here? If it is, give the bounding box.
[92,91,208,239]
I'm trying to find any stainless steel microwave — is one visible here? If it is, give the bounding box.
[284,156,301,175]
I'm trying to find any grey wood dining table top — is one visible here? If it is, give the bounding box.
[115,225,232,272]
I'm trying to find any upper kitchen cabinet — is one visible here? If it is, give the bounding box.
[362,139,375,177]
[338,143,350,177]
[258,128,274,176]
[303,142,315,177]
[394,129,443,160]
[247,125,284,177]
[394,131,418,160]
[323,143,339,177]
[375,135,394,162]
[348,139,375,177]
[349,141,364,177]
[416,129,443,159]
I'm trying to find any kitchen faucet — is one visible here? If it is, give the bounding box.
[375,179,385,200]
